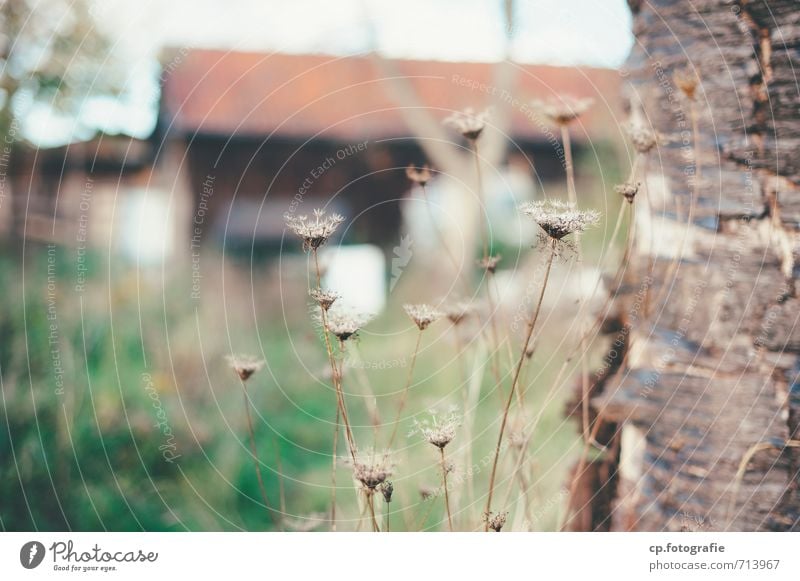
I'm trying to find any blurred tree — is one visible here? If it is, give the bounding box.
[0,0,118,235]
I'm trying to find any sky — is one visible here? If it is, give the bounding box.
[27,0,635,145]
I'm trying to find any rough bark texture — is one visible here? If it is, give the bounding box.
[573,0,800,531]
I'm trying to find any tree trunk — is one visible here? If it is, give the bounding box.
[571,0,800,532]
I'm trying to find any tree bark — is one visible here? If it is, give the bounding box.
[571,0,800,532]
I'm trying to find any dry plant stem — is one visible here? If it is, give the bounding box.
[484,238,556,529]
[386,328,423,450]
[440,447,454,531]
[350,344,381,439]
[520,202,630,449]
[561,123,591,444]
[330,406,340,531]
[561,125,577,202]
[241,385,274,525]
[312,250,356,460]
[366,491,380,532]
[471,139,489,261]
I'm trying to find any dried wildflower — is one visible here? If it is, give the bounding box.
[673,67,700,100]
[309,287,339,311]
[349,452,392,491]
[419,485,436,501]
[442,300,474,325]
[324,309,371,343]
[377,481,394,503]
[520,200,600,240]
[484,511,508,532]
[625,120,658,154]
[225,354,264,381]
[410,408,461,449]
[531,96,594,126]
[403,304,443,331]
[284,208,345,252]
[443,107,490,141]
[406,164,432,186]
[477,254,502,274]
[615,182,641,204]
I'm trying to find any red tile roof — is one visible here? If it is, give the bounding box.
[161,49,622,141]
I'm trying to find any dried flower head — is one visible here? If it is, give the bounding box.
[310,287,339,311]
[323,308,371,343]
[377,481,394,503]
[410,408,461,449]
[284,208,345,252]
[348,451,393,491]
[442,300,474,325]
[531,96,594,126]
[478,254,502,274]
[673,67,700,100]
[625,120,658,154]
[406,164,433,186]
[615,182,641,204]
[484,511,508,532]
[443,107,490,141]
[225,354,264,381]
[403,303,443,331]
[419,485,436,501]
[520,200,600,240]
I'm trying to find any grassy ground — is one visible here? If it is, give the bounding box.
[0,152,626,531]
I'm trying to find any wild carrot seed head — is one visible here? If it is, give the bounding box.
[403,303,443,331]
[443,107,490,141]
[530,96,594,126]
[484,511,508,532]
[520,200,600,240]
[284,208,345,252]
[406,164,433,186]
[323,308,371,342]
[673,66,700,100]
[478,254,502,274]
[624,120,658,154]
[442,300,474,325]
[310,287,339,311]
[225,354,265,381]
[419,485,436,500]
[348,450,393,491]
[615,182,641,204]
[410,408,461,449]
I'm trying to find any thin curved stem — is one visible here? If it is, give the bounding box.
[440,447,454,531]
[330,406,339,531]
[484,238,556,529]
[366,491,380,532]
[312,250,356,461]
[242,385,274,525]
